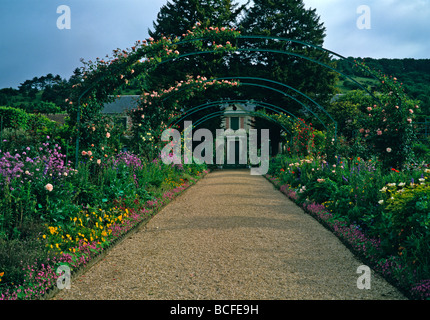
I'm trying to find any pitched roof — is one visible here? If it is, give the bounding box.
[102,95,140,114]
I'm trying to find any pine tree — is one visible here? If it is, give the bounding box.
[149,0,246,40]
[146,0,247,91]
[238,0,338,126]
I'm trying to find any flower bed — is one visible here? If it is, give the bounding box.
[266,154,430,300]
[0,169,208,300]
[0,136,209,300]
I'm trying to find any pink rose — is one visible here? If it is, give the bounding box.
[45,184,53,192]
[106,132,111,138]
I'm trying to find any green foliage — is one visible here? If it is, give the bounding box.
[412,141,430,162]
[149,0,245,39]
[0,106,29,130]
[26,101,61,114]
[269,153,430,296]
[336,57,430,118]
[384,184,430,240]
[298,177,338,205]
[327,90,373,139]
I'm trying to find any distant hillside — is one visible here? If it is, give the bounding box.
[335,57,430,116]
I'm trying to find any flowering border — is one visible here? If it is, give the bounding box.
[265,174,430,300]
[0,169,209,300]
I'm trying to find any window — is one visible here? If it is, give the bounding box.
[230,117,239,130]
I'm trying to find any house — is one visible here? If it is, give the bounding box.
[102,95,140,114]
[100,95,140,152]
[101,95,140,129]
[220,102,256,168]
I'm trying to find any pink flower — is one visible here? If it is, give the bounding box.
[407,118,412,123]
[359,128,365,133]
[45,184,53,192]
[409,109,414,114]
[377,130,382,135]
[87,151,92,156]
[367,107,372,111]
[97,159,101,165]
[81,151,87,156]
[386,147,392,153]
[106,132,111,138]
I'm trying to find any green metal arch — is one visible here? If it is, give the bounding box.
[188,110,292,141]
[169,99,298,128]
[191,110,296,155]
[157,34,382,104]
[75,33,386,166]
[158,76,335,134]
[168,99,295,136]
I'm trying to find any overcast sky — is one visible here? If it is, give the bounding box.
[1,0,429,89]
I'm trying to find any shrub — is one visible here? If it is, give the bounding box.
[0,106,29,130]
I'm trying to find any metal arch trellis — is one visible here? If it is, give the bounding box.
[159,76,335,135]
[167,99,297,136]
[74,33,387,166]
[169,99,299,127]
[191,110,291,139]
[159,34,384,105]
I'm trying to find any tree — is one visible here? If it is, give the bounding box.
[238,0,338,123]
[146,0,248,91]
[149,0,246,40]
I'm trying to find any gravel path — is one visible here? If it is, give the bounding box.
[54,169,406,300]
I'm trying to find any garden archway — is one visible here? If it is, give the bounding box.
[70,26,405,167]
